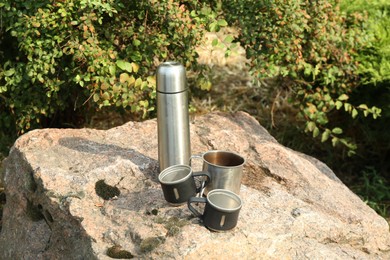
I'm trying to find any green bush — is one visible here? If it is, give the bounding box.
[218,0,381,154]
[340,0,390,85]
[339,0,390,130]
[339,0,390,183]
[1,0,387,159]
[0,0,220,135]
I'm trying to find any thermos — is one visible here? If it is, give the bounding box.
[157,61,191,171]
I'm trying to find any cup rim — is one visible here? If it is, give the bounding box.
[158,164,192,184]
[207,189,242,212]
[202,150,245,168]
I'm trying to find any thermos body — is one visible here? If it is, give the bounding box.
[157,62,191,171]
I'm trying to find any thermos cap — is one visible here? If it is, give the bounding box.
[156,61,187,93]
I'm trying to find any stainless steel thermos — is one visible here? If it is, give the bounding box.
[157,62,191,171]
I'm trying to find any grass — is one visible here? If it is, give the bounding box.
[352,167,390,217]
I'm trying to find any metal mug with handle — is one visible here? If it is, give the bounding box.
[158,164,210,206]
[190,150,245,195]
[187,189,242,231]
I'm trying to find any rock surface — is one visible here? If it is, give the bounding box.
[0,111,389,259]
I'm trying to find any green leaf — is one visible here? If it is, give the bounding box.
[131,62,139,73]
[217,19,228,26]
[84,75,91,82]
[313,127,320,138]
[101,82,109,90]
[321,130,330,143]
[373,106,382,116]
[338,94,349,101]
[335,100,343,110]
[209,21,218,32]
[358,104,368,110]
[113,83,122,93]
[128,76,136,86]
[102,92,110,100]
[332,127,343,134]
[93,93,100,102]
[199,79,212,91]
[147,76,156,86]
[313,64,321,77]
[344,103,352,112]
[212,38,219,47]
[352,108,358,119]
[224,35,234,43]
[304,64,312,76]
[323,94,331,102]
[109,65,116,76]
[116,60,132,73]
[130,51,142,62]
[307,121,316,132]
[135,77,142,88]
[331,137,339,147]
[133,39,142,46]
[4,68,15,77]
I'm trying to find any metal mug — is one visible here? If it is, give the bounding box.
[158,164,210,206]
[188,189,242,231]
[190,150,245,195]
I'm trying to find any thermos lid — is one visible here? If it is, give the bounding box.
[156,61,187,93]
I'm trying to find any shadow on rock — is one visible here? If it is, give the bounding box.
[58,137,159,183]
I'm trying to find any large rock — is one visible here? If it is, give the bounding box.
[0,111,389,259]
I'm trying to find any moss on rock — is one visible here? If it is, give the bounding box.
[106,245,134,259]
[140,236,165,253]
[95,180,120,200]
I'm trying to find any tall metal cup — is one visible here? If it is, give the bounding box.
[157,62,191,171]
[190,150,245,195]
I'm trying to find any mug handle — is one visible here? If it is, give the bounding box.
[193,171,211,193]
[190,154,207,196]
[189,154,203,168]
[187,197,207,217]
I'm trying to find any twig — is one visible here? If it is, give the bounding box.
[82,90,96,106]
